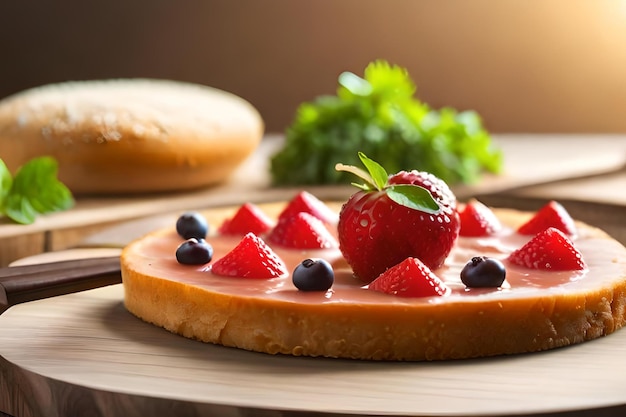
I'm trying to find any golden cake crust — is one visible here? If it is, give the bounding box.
[120,203,626,361]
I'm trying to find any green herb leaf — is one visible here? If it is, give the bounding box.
[2,157,74,224]
[386,184,440,214]
[357,152,388,190]
[4,194,38,225]
[337,153,440,214]
[338,71,372,97]
[0,159,12,211]
[270,59,503,186]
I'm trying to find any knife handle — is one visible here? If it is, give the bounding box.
[0,256,121,313]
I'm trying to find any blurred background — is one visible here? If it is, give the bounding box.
[1,0,625,134]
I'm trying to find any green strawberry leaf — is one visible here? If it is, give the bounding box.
[358,152,388,190]
[335,152,389,191]
[337,153,440,213]
[2,156,74,224]
[334,163,375,191]
[387,184,440,214]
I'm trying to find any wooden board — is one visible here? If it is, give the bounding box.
[1,198,626,417]
[0,283,625,417]
[0,134,625,267]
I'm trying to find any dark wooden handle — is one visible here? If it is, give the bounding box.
[0,256,121,313]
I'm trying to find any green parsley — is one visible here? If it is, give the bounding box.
[0,157,74,224]
[270,60,503,186]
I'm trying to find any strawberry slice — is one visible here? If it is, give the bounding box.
[277,191,338,225]
[211,233,288,278]
[507,227,586,271]
[268,212,338,249]
[517,200,576,236]
[218,203,274,236]
[368,257,450,298]
[458,199,501,237]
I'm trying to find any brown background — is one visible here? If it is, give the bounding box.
[1,0,625,134]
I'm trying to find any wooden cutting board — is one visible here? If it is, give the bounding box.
[1,134,625,267]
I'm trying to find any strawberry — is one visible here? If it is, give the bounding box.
[268,212,338,249]
[517,200,576,236]
[277,191,338,225]
[336,153,460,283]
[211,233,288,278]
[218,203,274,236]
[507,227,586,271]
[458,199,501,237]
[368,257,450,298]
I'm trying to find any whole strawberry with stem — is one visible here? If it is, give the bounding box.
[336,153,460,283]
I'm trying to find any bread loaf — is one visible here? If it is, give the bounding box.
[0,79,264,195]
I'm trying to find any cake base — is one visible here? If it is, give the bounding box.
[120,203,626,361]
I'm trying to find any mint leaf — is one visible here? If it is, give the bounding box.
[335,152,390,191]
[0,160,12,211]
[386,184,440,213]
[2,157,74,224]
[358,152,388,190]
[336,153,440,214]
[4,194,39,224]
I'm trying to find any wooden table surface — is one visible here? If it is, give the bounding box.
[0,133,625,266]
[0,134,625,417]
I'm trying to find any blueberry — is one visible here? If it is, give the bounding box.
[460,256,506,288]
[292,258,334,291]
[176,238,214,265]
[176,211,209,240]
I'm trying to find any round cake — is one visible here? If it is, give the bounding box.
[0,79,263,195]
[120,199,626,361]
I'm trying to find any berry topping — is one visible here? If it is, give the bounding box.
[368,257,450,298]
[336,153,460,282]
[277,191,338,225]
[218,203,275,236]
[508,227,587,271]
[211,233,288,279]
[292,258,335,291]
[175,238,214,265]
[176,211,209,240]
[268,212,338,249]
[458,199,501,237]
[460,256,506,288]
[517,200,576,236]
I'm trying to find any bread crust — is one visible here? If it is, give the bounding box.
[0,79,263,195]
[121,204,626,361]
